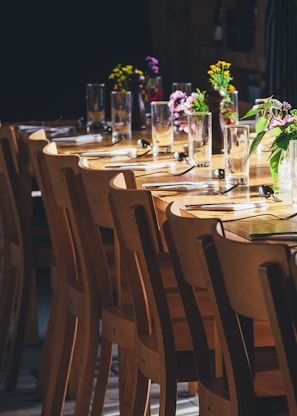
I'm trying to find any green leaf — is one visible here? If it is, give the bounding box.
[269,148,282,183]
[255,116,267,134]
[241,108,259,119]
[248,131,266,157]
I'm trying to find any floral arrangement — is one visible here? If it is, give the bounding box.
[168,60,238,130]
[207,60,237,124]
[108,56,163,102]
[108,64,135,92]
[207,60,236,94]
[243,96,297,180]
[168,89,208,131]
[142,56,163,103]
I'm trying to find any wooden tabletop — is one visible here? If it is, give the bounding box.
[17,123,297,247]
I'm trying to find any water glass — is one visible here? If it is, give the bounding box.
[110,91,132,141]
[86,83,105,132]
[187,112,212,167]
[171,82,192,95]
[224,124,250,184]
[229,90,239,122]
[290,140,297,205]
[151,101,174,155]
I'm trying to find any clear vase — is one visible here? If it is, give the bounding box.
[270,148,292,192]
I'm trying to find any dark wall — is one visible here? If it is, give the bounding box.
[0,1,152,122]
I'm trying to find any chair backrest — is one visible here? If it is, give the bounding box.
[163,202,231,413]
[78,157,136,229]
[27,130,76,284]
[77,157,136,305]
[259,253,297,415]
[42,141,95,300]
[206,224,292,415]
[108,174,177,362]
[0,125,33,389]
[0,126,23,247]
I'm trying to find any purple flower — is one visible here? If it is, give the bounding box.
[270,114,297,128]
[282,101,292,111]
[169,90,187,113]
[145,56,159,65]
[145,56,159,74]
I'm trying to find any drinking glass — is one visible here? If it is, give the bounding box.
[290,140,297,204]
[110,91,132,141]
[224,124,250,184]
[86,83,105,132]
[187,112,212,167]
[151,101,174,155]
[171,82,192,95]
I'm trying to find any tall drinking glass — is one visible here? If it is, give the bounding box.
[224,124,250,184]
[187,112,212,167]
[86,83,105,132]
[151,101,174,155]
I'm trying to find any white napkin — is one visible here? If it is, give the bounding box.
[142,181,219,191]
[51,134,103,146]
[185,202,269,211]
[80,148,137,157]
[105,162,175,171]
[18,125,74,135]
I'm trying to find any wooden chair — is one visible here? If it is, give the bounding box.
[259,250,297,415]
[42,143,144,415]
[202,223,290,415]
[0,126,51,391]
[27,131,78,414]
[108,174,215,415]
[163,201,230,413]
[41,141,101,415]
[77,158,143,415]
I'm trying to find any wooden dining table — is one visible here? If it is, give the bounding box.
[16,118,297,245]
[15,120,297,412]
[29,122,295,246]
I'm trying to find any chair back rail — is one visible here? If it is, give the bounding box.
[202,224,290,415]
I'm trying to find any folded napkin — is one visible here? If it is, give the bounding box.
[80,148,137,157]
[185,202,269,211]
[142,181,219,191]
[105,162,175,171]
[52,134,103,146]
[18,125,75,135]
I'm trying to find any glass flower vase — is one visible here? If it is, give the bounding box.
[270,148,292,192]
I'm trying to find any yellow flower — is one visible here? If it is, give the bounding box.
[207,60,234,93]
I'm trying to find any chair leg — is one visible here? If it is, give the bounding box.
[158,375,178,416]
[74,317,100,416]
[0,263,17,367]
[4,265,31,391]
[35,293,59,400]
[131,371,151,416]
[24,271,39,345]
[91,337,113,416]
[67,317,85,399]
[41,313,77,416]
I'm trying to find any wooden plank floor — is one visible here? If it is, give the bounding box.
[0,270,199,415]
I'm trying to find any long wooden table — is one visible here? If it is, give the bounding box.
[48,127,297,247]
[17,120,297,243]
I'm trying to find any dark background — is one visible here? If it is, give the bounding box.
[0,1,153,122]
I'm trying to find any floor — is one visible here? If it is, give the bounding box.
[0,271,199,415]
